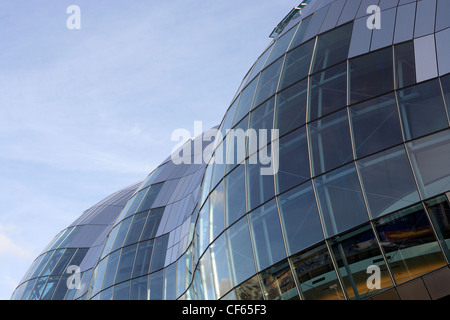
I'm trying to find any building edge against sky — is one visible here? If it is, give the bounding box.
[12,0,450,300]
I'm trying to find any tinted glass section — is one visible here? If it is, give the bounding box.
[266,25,297,66]
[279,39,315,90]
[115,245,137,283]
[289,15,312,49]
[233,78,258,127]
[225,165,246,227]
[425,195,450,260]
[150,234,169,273]
[234,275,263,300]
[210,234,233,298]
[130,276,148,300]
[253,57,283,108]
[259,260,299,300]
[102,250,120,290]
[394,41,416,89]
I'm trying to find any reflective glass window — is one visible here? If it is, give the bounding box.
[113,281,130,300]
[123,189,146,219]
[227,217,256,286]
[149,270,164,300]
[111,217,132,252]
[233,77,258,127]
[198,200,210,255]
[358,146,420,219]
[397,79,448,141]
[220,99,238,140]
[259,260,299,300]
[226,115,248,174]
[30,252,52,279]
[163,262,177,300]
[124,211,148,246]
[314,163,369,237]
[102,250,120,290]
[393,2,415,43]
[137,183,164,213]
[210,141,226,190]
[279,39,315,91]
[425,195,450,260]
[330,225,393,300]
[406,129,450,199]
[349,93,403,159]
[91,258,108,296]
[370,7,396,51]
[115,244,137,283]
[150,234,169,273]
[441,73,450,116]
[248,199,286,271]
[51,276,70,300]
[414,35,438,83]
[349,47,394,104]
[20,279,37,300]
[130,276,148,300]
[375,204,447,284]
[308,109,353,176]
[199,249,216,300]
[140,208,164,241]
[210,234,232,298]
[348,16,372,58]
[253,57,283,108]
[51,248,76,276]
[265,25,297,66]
[29,276,47,300]
[289,15,313,49]
[274,79,308,137]
[291,244,344,300]
[248,97,274,157]
[225,165,246,227]
[275,126,310,194]
[278,182,323,255]
[436,28,450,76]
[176,254,187,298]
[415,0,437,37]
[99,287,112,300]
[309,62,347,121]
[39,249,64,277]
[394,41,416,89]
[210,182,225,241]
[101,225,119,260]
[312,22,353,73]
[40,276,59,300]
[132,240,154,278]
[234,275,263,300]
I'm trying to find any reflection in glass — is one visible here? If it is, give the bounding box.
[115,245,137,283]
[132,240,154,278]
[149,270,164,300]
[425,195,450,260]
[234,275,264,300]
[260,260,299,300]
[113,281,130,300]
[210,234,233,298]
[279,39,315,90]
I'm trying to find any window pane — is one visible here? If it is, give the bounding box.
[163,263,177,300]
[358,146,420,219]
[113,281,130,300]
[314,163,369,237]
[233,77,258,127]
[442,74,450,117]
[279,39,315,90]
[309,62,347,121]
[425,195,450,261]
[394,41,416,89]
[234,275,263,300]
[124,212,148,246]
[265,25,297,66]
[137,183,164,213]
[312,22,353,73]
[199,249,216,300]
[309,109,353,176]
[111,217,132,252]
[349,47,394,104]
[210,182,225,241]
[278,182,324,255]
[115,244,137,284]
[260,260,299,300]
[226,115,248,174]
[130,276,148,300]
[406,129,450,198]
[248,199,286,271]
[150,234,169,273]
[40,276,59,300]
[123,189,146,219]
[198,200,210,256]
[225,165,246,227]
[140,208,164,241]
[291,244,344,300]
[349,93,403,158]
[149,270,164,300]
[276,126,310,194]
[397,79,448,141]
[289,15,313,49]
[375,204,447,284]
[253,57,283,108]
[210,234,233,298]
[102,250,120,290]
[275,79,308,137]
[227,217,256,286]
[132,240,154,278]
[330,225,393,300]
[248,97,274,157]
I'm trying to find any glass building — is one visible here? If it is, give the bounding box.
[12,0,450,300]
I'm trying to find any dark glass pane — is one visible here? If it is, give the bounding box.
[253,57,284,108]
[265,25,297,66]
[132,240,154,278]
[309,109,353,176]
[124,211,148,246]
[357,145,420,219]
[149,270,164,300]
[130,276,148,300]
[234,275,263,300]
[349,93,403,158]
[248,200,286,271]
[248,97,274,157]
[150,234,169,273]
[40,276,59,300]
[210,182,225,241]
[309,62,347,121]
[330,225,393,300]
[227,217,256,286]
[276,126,310,194]
[314,163,369,237]
[350,47,394,104]
[137,183,164,213]
[279,39,316,90]
[275,79,308,137]
[51,248,76,276]
[278,182,324,255]
[115,244,137,283]
[397,79,448,141]
[375,204,447,284]
[441,74,450,116]
[312,22,353,73]
[111,217,132,252]
[259,260,299,300]
[225,165,246,227]
[425,195,450,260]
[123,189,146,219]
[291,244,344,300]
[39,249,65,277]
[233,77,258,127]
[51,275,69,300]
[394,41,416,89]
[289,15,313,49]
[140,208,164,241]
[113,281,130,300]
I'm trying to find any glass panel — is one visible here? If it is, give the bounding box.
[358,146,420,219]
[102,250,120,290]
[397,79,448,141]
[314,163,369,237]
[253,57,283,108]
[248,199,286,271]
[115,244,137,284]
[259,260,299,300]
[275,79,308,137]
[309,62,347,121]
[308,109,353,176]
[414,0,437,37]
[349,93,403,159]
[225,165,246,227]
[248,97,274,157]
[113,281,130,300]
[279,39,316,91]
[29,276,48,300]
[99,287,112,300]
[176,254,187,297]
[131,242,152,281]
[227,217,256,286]
[20,279,37,300]
[425,195,450,260]
[101,225,119,260]
[140,208,164,241]
[349,47,394,104]
[150,234,169,273]
[199,249,216,300]
[289,15,313,49]
[330,225,393,300]
[393,2,415,44]
[149,270,164,300]
[39,249,65,277]
[210,141,226,190]
[234,275,264,300]
[220,99,238,141]
[111,217,132,252]
[348,16,372,58]
[375,204,447,284]
[124,211,148,246]
[52,248,76,276]
[406,129,450,198]
[414,35,438,83]
[137,183,164,213]
[40,276,59,300]
[198,200,210,256]
[226,115,248,174]
[275,126,310,194]
[164,263,177,300]
[130,276,148,300]
[291,244,345,300]
[210,182,225,241]
[436,28,450,76]
[52,275,69,300]
[278,181,324,255]
[394,41,416,89]
[312,22,353,73]
[210,234,232,298]
[266,25,297,66]
[246,45,273,85]
[233,77,258,127]
[370,7,396,51]
[123,189,146,219]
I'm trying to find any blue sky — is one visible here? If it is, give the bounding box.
[0,0,300,299]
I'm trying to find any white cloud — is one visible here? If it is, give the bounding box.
[0,225,33,260]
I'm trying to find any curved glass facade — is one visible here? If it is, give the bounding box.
[13,0,450,300]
